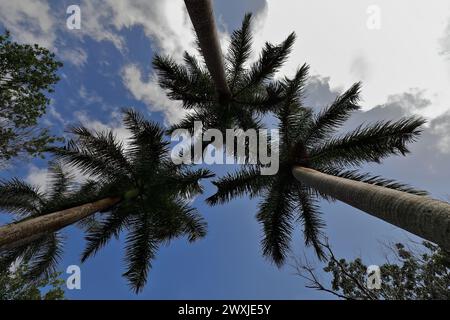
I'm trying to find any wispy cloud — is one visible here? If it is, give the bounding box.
[122,64,185,125]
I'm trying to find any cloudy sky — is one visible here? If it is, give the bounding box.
[0,0,449,299]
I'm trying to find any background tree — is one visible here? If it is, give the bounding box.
[0,109,212,292]
[0,260,65,300]
[0,31,62,167]
[295,241,450,300]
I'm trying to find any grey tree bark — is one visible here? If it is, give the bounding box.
[0,197,120,251]
[292,166,450,249]
[184,0,231,101]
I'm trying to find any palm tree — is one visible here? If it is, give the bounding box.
[0,109,212,292]
[184,0,231,100]
[207,65,450,265]
[154,13,294,135]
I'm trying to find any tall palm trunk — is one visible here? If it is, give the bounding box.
[292,166,450,249]
[0,197,120,251]
[184,0,231,101]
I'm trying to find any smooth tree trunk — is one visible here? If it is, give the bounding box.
[292,166,450,249]
[0,197,120,251]
[184,0,231,101]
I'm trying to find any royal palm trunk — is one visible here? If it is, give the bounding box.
[184,0,231,100]
[292,166,450,249]
[0,197,120,251]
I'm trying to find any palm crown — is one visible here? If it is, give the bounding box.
[0,162,99,280]
[207,65,426,265]
[153,13,295,134]
[0,109,213,292]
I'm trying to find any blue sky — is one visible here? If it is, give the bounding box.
[1,0,450,299]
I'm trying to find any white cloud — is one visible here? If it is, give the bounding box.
[252,0,450,120]
[79,0,197,60]
[122,64,185,125]
[0,1,88,67]
[77,0,125,50]
[0,0,204,124]
[350,54,370,81]
[430,112,450,154]
[0,0,56,49]
[74,109,131,145]
[46,104,67,127]
[25,163,89,193]
[59,48,88,67]
[79,0,201,125]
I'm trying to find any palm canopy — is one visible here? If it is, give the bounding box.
[207,65,426,266]
[153,13,295,134]
[0,109,213,293]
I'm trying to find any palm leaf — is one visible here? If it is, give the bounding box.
[295,185,326,259]
[0,179,43,217]
[24,233,63,280]
[207,166,269,205]
[309,117,426,168]
[47,162,73,201]
[257,179,296,266]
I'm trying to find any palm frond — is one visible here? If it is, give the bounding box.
[183,52,205,77]
[47,162,73,201]
[23,233,63,280]
[81,211,130,262]
[257,180,296,266]
[309,117,426,168]
[68,125,131,176]
[322,168,428,196]
[227,13,253,92]
[0,236,42,270]
[166,167,214,199]
[51,140,119,181]
[235,81,285,114]
[0,178,43,217]
[295,185,326,259]
[167,109,217,135]
[123,217,158,293]
[179,206,207,242]
[306,82,362,144]
[238,32,296,93]
[151,199,207,243]
[153,55,213,108]
[281,63,310,106]
[207,166,269,206]
[123,109,169,176]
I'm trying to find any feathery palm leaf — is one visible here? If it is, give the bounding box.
[1,109,212,292]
